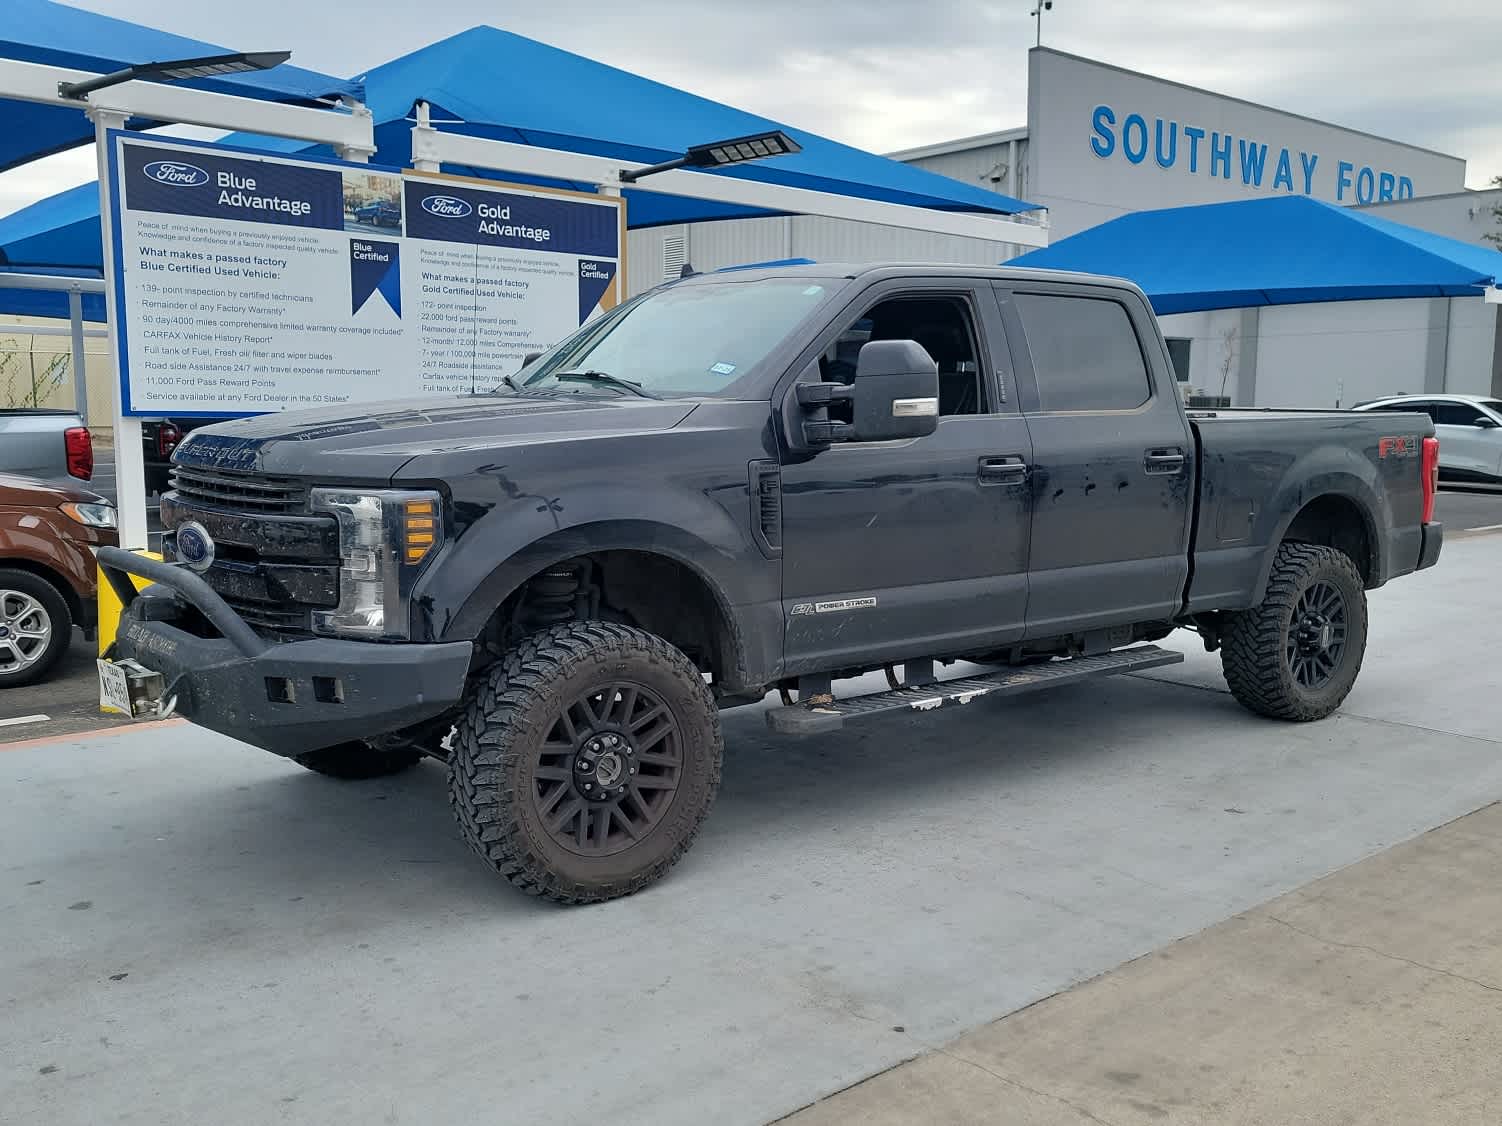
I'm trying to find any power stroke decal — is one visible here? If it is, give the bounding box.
[790,597,877,616]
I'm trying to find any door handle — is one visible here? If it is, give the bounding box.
[978,455,1030,485]
[1144,448,1186,475]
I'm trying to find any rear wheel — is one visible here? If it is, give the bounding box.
[1220,543,1367,721]
[0,569,72,689]
[448,621,722,904]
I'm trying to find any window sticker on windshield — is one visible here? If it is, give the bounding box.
[709,362,737,375]
[803,285,823,296]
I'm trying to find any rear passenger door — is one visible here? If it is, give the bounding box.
[995,284,1194,638]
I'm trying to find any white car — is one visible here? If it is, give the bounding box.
[1352,394,1502,483]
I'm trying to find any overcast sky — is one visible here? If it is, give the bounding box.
[3,0,1498,218]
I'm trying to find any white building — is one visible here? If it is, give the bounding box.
[630,48,1501,408]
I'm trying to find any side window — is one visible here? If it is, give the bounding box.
[1164,337,1192,383]
[1014,293,1151,413]
[1433,402,1483,426]
[820,294,988,417]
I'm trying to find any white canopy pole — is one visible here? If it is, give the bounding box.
[86,107,148,549]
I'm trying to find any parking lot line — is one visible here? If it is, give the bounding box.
[0,714,50,728]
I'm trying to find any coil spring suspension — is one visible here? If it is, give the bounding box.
[518,563,587,632]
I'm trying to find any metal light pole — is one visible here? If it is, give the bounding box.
[1030,0,1053,47]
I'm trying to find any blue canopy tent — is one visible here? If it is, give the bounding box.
[1010,196,1502,314]
[0,0,362,176]
[0,24,1039,276]
[322,25,1037,226]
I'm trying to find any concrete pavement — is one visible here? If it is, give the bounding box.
[2,537,1500,1125]
[782,800,1502,1126]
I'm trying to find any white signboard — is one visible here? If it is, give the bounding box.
[106,132,624,416]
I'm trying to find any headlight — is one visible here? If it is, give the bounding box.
[60,501,117,528]
[310,488,443,639]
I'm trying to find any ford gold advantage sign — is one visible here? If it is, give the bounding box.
[106,132,624,416]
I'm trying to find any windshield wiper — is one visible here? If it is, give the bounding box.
[553,369,660,399]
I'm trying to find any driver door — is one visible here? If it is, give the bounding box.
[778,279,1032,674]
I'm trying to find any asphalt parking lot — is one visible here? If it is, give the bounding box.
[4,525,1501,1125]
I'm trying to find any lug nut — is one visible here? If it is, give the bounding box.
[628,766,636,775]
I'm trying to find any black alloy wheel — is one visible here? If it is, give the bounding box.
[1284,579,1348,690]
[536,681,684,857]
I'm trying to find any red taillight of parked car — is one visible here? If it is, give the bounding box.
[157,422,182,457]
[1421,435,1439,524]
[64,426,93,480]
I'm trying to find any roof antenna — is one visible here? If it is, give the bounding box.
[679,262,698,278]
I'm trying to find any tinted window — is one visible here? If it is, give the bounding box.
[820,295,988,417]
[1434,402,1484,426]
[1015,294,1151,412]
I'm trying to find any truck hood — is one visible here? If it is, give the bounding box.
[171,393,699,480]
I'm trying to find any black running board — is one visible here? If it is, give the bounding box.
[765,645,1184,735]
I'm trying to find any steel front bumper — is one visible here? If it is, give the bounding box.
[97,547,471,757]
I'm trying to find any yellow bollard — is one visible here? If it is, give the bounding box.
[97,552,161,714]
[97,550,161,656]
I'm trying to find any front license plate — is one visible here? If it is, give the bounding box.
[98,658,133,715]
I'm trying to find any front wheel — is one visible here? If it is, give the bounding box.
[1220,543,1368,721]
[448,621,722,904]
[0,569,72,688]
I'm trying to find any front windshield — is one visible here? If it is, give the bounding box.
[519,277,833,397]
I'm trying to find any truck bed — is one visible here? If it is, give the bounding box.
[1187,408,1431,613]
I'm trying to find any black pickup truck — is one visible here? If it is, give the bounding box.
[100,263,1442,903]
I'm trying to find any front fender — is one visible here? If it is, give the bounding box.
[412,488,782,686]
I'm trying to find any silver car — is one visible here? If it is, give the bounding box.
[1352,394,1502,484]
[0,408,93,485]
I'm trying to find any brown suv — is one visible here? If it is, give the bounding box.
[0,474,118,687]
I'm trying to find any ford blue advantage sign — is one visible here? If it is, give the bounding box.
[107,132,623,417]
[122,141,345,231]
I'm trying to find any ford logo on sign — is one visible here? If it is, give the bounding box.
[421,194,472,218]
[143,161,211,188]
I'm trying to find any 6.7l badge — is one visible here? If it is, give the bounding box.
[790,596,877,616]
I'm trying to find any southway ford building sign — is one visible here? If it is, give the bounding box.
[1024,49,1468,239]
[1089,106,1417,203]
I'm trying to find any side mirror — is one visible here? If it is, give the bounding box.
[1474,416,1500,429]
[796,339,939,445]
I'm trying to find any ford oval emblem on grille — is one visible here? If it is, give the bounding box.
[421,194,472,218]
[143,160,211,187]
[175,520,216,572]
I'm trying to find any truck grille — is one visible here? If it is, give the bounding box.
[169,466,307,514]
[220,595,312,634]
